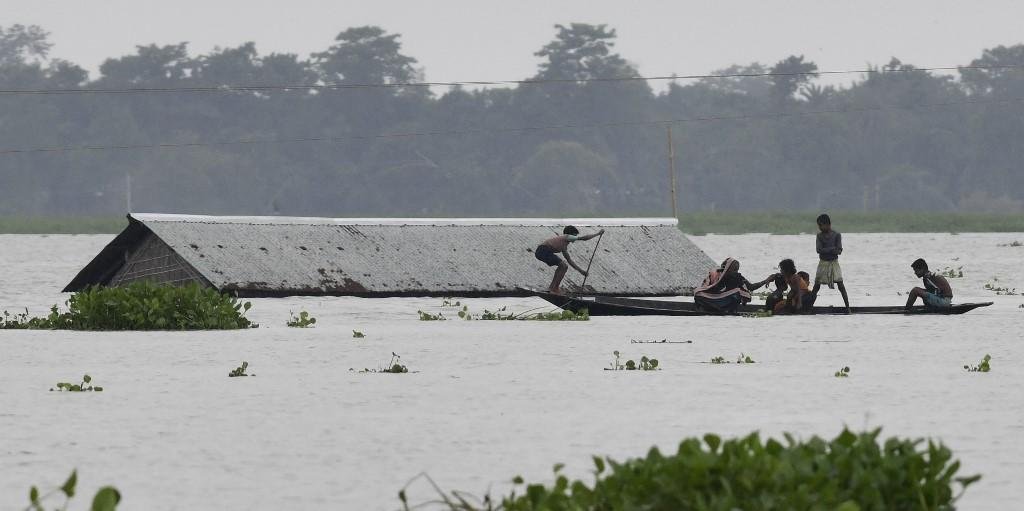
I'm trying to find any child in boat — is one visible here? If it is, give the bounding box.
[773,259,811,314]
[811,214,851,313]
[905,258,953,309]
[535,226,604,294]
[798,271,816,308]
[694,258,775,313]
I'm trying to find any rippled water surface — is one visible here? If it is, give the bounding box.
[2,233,1022,510]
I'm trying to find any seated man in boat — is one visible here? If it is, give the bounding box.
[905,258,953,310]
[534,226,605,294]
[694,258,774,313]
[773,259,812,314]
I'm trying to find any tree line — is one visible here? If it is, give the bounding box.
[2,23,1023,217]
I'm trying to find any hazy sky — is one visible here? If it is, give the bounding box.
[5,0,1023,86]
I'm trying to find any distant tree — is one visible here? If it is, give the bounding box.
[98,43,191,85]
[533,23,636,81]
[0,24,51,67]
[769,55,818,103]
[312,26,420,87]
[959,44,1024,98]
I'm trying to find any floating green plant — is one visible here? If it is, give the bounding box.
[737,353,756,364]
[419,303,588,321]
[417,310,446,321]
[286,310,316,328]
[606,351,659,371]
[742,310,773,318]
[355,352,410,373]
[983,279,1018,295]
[998,240,1023,247]
[834,366,851,378]
[710,356,727,364]
[939,266,964,278]
[228,361,252,377]
[50,374,103,392]
[964,354,991,373]
[26,470,121,511]
[402,428,979,511]
[352,330,365,338]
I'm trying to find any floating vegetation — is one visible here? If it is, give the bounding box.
[998,240,1023,247]
[983,279,1018,295]
[964,354,991,373]
[939,266,964,278]
[286,310,316,328]
[1,282,254,330]
[418,301,589,321]
[417,310,446,321]
[404,428,979,510]
[630,339,692,344]
[708,354,755,364]
[742,310,773,318]
[354,352,410,374]
[605,351,659,371]
[228,361,253,377]
[834,366,851,378]
[26,470,121,511]
[440,298,462,308]
[352,330,365,338]
[50,374,103,392]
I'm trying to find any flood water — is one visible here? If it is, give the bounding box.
[1,233,1022,510]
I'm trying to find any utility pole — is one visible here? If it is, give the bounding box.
[666,124,678,218]
[125,173,132,213]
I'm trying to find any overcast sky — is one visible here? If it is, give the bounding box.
[5,0,1023,86]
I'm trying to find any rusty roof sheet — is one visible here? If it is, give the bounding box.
[68,214,715,297]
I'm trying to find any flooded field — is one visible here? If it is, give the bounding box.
[2,233,1022,510]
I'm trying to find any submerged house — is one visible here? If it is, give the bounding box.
[65,214,714,297]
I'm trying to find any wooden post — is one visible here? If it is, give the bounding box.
[667,125,678,218]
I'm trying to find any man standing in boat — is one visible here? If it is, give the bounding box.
[534,226,604,294]
[905,258,953,310]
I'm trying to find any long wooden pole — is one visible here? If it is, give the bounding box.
[580,232,604,291]
[667,125,678,218]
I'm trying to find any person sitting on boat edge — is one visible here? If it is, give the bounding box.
[798,271,817,308]
[905,258,953,310]
[534,226,604,294]
[773,258,812,314]
[694,258,774,313]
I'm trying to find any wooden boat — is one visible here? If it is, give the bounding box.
[519,287,993,317]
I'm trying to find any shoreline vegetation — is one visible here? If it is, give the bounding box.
[2,212,1024,235]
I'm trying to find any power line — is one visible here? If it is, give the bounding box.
[2,95,1020,157]
[0,63,1021,96]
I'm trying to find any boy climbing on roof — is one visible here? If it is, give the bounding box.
[811,214,851,313]
[906,258,953,310]
[535,226,604,294]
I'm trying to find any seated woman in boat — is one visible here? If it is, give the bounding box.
[694,258,774,313]
[772,259,813,314]
[905,258,953,310]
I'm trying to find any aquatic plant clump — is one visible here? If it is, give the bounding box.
[228,361,252,377]
[835,366,851,377]
[26,470,121,511]
[1,282,254,330]
[50,374,103,392]
[939,266,964,278]
[964,354,991,373]
[404,428,979,511]
[352,330,365,338]
[286,310,317,328]
[354,352,410,373]
[606,351,659,371]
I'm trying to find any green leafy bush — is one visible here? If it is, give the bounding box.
[26,469,120,511]
[405,428,978,511]
[605,351,659,371]
[1,282,254,330]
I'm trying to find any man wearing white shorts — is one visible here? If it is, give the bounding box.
[811,214,851,313]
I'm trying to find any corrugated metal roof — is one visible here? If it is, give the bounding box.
[66,213,715,297]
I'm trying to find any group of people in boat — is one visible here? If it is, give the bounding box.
[692,214,954,314]
[532,214,955,315]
